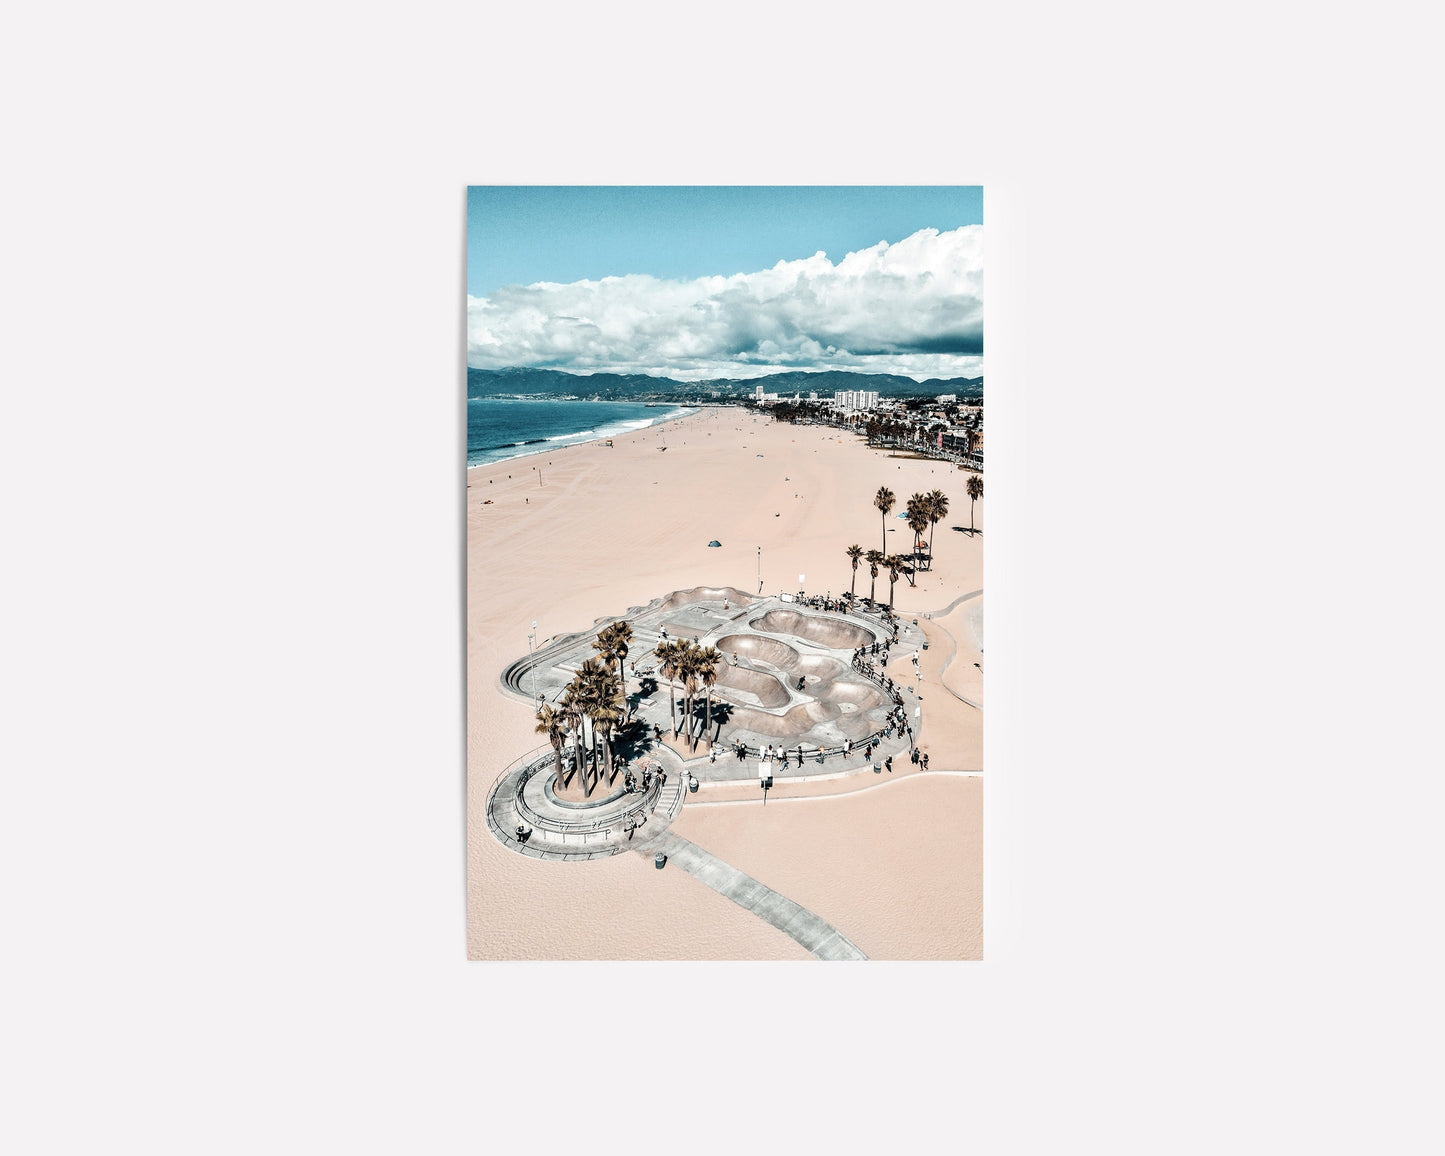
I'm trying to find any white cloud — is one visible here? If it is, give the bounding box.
[467,225,983,381]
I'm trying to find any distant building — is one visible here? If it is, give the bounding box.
[831,390,880,412]
[935,394,957,403]
[755,384,765,402]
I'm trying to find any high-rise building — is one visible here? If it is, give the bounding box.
[832,389,880,412]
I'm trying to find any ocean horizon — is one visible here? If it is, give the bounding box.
[466,398,695,468]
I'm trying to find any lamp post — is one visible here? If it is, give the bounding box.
[757,545,762,594]
[528,620,538,703]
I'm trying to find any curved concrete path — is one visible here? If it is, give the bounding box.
[632,829,868,961]
[914,588,983,710]
[923,588,983,619]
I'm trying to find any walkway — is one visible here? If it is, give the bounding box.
[923,588,983,618]
[631,829,868,961]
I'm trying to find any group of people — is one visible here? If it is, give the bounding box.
[728,741,826,767]
[878,704,914,748]
[842,735,884,763]
[853,640,893,664]
[622,764,662,793]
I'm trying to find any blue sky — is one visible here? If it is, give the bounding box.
[466,187,984,381]
[467,186,982,295]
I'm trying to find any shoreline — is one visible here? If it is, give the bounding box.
[466,403,700,470]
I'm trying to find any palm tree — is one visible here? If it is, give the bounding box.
[656,639,681,737]
[884,555,902,606]
[846,544,864,597]
[675,639,702,749]
[534,703,567,788]
[574,657,614,788]
[906,508,929,576]
[926,489,949,553]
[582,657,626,783]
[592,626,619,706]
[588,677,625,785]
[874,486,895,555]
[594,621,634,719]
[559,681,590,795]
[905,492,931,573]
[696,645,723,744]
[865,549,884,601]
[966,473,983,533]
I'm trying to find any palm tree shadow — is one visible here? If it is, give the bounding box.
[613,717,652,763]
[710,700,735,744]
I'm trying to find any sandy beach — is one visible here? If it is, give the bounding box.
[467,407,983,959]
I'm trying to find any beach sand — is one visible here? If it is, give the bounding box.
[467,407,983,959]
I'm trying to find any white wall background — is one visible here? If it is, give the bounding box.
[2,3,1439,1152]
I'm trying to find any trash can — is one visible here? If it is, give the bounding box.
[688,776,698,793]
[655,853,667,869]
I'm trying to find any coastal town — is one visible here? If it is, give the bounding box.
[748,385,984,471]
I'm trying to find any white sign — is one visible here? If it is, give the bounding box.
[779,592,795,603]
[759,762,772,780]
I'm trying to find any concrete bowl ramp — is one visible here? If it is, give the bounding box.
[717,634,801,671]
[714,664,790,708]
[660,586,757,612]
[796,654,848,682]
[816,680,887,710]
[728,700,842,739]
[748,610,874,650]
[835,713,876,740]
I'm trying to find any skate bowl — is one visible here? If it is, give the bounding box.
[795,654,850,683]
[660,586,757,612]
[727,701,842,739]
[815,680,888,711]
[713,663,791,708]
[748,610,874,650]
[717,634,801,671]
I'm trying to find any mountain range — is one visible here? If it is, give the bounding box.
[467,367,983,402]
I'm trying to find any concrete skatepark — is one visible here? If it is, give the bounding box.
[486,585,928,869]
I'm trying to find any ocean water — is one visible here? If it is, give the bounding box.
[466,399,694,467]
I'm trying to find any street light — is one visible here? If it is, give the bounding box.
[528,620,538,703]
[757,545,762,594]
